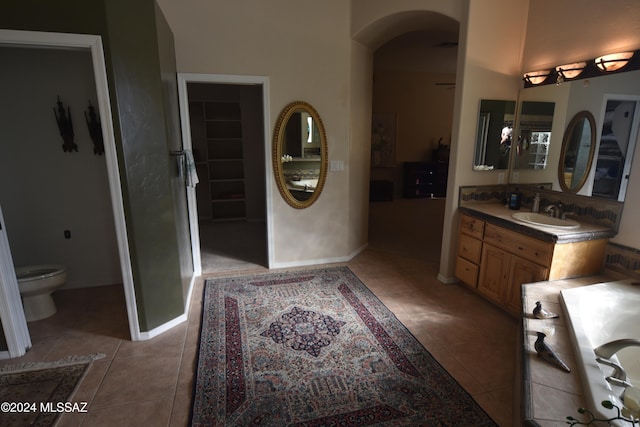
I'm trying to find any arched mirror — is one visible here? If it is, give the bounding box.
[558,111,596,193]
[273,101,328,208]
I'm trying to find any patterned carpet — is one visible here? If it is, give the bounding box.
[191,267,497,426]
[0,354,102,427]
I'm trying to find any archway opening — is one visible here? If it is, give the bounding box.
[366,15,459,264]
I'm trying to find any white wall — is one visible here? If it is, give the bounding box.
[158,0,534,272]
[157,0,353,266]
[155,0,640,279]
[351,0,465,49]
[522,0,640,73]
[438,0,529,281]
[347,40,373,256]
[0,47,121,289]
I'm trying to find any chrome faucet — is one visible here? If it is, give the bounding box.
[594,339,640,385]
[544,204,562,218]
[594,338,640,359]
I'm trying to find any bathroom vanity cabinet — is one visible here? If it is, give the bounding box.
[455,212,608,316]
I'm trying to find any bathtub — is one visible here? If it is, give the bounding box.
[560,279,640,424]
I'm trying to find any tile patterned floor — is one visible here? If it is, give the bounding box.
[2,198,517,426]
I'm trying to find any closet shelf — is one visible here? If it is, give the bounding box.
[190,100,246,221]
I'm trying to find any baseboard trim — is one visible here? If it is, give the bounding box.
[437,273,459,284]
[137,313,187,341]
[270,243,369,270]
[134,273,196,341]
[271,256,351,269]
[183,273,197,315]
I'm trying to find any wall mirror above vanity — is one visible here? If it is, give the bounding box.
[592,99,639,200]
[512,101,556,171]
[473,100,515,171]
[473,100,555,172]
[272,101,328,209]
[497,69,640,202]
[557,111,596,193]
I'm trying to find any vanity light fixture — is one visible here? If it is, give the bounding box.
[556,61,587,80]
[594,51,634,72]
[523,50,639,87]
[523,70,550,85]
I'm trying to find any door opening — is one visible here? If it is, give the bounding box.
[0,29,138,343]
[177,74,272,273]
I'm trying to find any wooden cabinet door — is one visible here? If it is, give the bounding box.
[478,244,510,303]
[456,256,479,288]
[460,214,484,240]
[505,256,548,315]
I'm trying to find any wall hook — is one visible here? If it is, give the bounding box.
[53,96,77,152]
[85,101,104,155]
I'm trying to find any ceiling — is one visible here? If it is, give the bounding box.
[374,29,459,74]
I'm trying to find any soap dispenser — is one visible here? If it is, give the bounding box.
[508,188,522,210]
[532,193,540,213]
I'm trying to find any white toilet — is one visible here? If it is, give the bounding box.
[16,265,67,322]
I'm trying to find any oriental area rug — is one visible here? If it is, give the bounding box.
[0,353,103,427]
[191,267,496,426]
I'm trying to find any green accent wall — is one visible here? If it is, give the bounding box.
[0,0,189,333]
[154,2,194,301]
[0,318,7,352]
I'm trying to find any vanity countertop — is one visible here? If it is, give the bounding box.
[459,203,616,244]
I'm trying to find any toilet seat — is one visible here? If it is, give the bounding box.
[16,265,65,282]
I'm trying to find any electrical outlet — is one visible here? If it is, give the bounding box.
[498,172,505,184]
[64,230,71,239]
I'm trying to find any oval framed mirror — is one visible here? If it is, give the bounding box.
[558,111,596,193]
[272,101,328,209]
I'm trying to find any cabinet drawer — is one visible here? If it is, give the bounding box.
[455,256,479,288]
[483,223,553,266]
[458,233,482,264]
[459,214,485,240]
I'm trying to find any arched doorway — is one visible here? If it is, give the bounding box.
[362,13,460,263]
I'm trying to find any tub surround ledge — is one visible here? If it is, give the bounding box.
[518,274,627,426]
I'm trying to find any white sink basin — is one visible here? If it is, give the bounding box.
[287,179,318,191]
[511,212,581,229]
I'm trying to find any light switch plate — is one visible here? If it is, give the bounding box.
[330,160,344,171]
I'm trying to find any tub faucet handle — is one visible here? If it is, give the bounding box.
[606,376,633,389]
[595,356,627,382]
